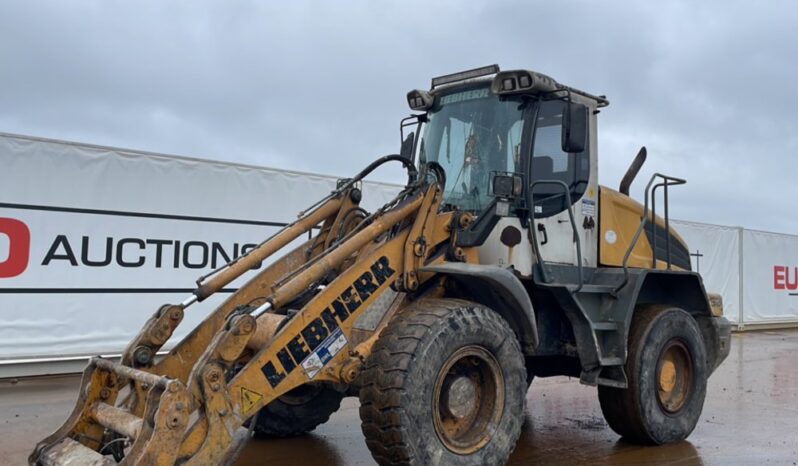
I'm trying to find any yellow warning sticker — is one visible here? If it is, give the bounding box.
[241,387,263,414]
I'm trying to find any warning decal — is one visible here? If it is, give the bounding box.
[301,327,348,380]
[581,199,596,217]
[241,387,263,414]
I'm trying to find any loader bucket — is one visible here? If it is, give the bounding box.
[31,358,192,466]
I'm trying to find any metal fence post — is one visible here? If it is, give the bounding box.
[737,227,745,330]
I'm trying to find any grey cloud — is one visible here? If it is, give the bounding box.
[0,0,796,232]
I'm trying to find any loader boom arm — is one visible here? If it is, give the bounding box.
[30,159,462,466]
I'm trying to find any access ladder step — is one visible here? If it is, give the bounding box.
[591,321,619,331]
[571,284,619,294]
[599,356,624,366]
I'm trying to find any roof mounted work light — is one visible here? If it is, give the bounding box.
[431,64,500,89]
[491,70,560,95]
[407,89,434,111]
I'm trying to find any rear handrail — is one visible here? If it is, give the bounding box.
[615,173,686,294]
[528,180,583,292]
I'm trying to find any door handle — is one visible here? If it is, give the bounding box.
[537,223,548,245]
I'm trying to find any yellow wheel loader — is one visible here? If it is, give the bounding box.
[31,65,731,466]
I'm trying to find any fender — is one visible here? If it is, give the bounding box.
[622,269,713,321]
[623,269,729,374]
[421,263,538,353]
[522,266,727,387]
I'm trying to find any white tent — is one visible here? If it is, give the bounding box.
[0,132,400,367]
[674,220,798,328]
[1,132,796,376]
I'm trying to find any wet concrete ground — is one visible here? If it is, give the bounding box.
[2,330,797,465]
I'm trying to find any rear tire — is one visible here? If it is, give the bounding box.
[598,306,708,444]
[252,383,344,438]
[359,299,527,466]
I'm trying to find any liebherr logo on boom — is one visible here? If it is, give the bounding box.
[261,256,396,388]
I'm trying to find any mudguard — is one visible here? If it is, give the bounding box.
[421,263,538,353]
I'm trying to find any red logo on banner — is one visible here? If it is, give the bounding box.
[773,266,798,291]
[0,218,31,278]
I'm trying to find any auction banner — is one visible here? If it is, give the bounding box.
[0,133,399,360]
[3,133,796,361]
[671,220,741,323]
[742,229,798,323]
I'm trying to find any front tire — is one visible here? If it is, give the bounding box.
[598,306,708,444]
[359,299,527,466]
[252,383,344,438]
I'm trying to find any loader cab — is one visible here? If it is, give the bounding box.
[412,67,605,275]
[417,84,526,213]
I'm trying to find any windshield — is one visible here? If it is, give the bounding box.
[419,85,525,212]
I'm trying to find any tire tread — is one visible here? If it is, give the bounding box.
[359,298,525,465]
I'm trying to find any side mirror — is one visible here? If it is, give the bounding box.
[400,132,415,160]
[561,102,588,153]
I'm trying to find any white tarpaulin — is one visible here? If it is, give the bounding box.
[742,229,798,323]
[671,220,741,323]
[0,133,400,360]
[668,221,798,327]
[2,133,797,364]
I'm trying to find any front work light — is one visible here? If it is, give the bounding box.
[407,89,434,111]
[492,173,524,199]
[491,70,560,96]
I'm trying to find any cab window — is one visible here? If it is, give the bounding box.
[420,85,525,213]
[529,100,590,218]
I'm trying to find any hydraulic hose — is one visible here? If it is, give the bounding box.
[348,154,418,186]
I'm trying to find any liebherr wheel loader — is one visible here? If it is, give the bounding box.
[31,65,731,466]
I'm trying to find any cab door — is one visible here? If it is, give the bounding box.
[527,99,598,267]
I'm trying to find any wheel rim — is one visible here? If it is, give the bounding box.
[432,345,505,454]
[656,339,693,414]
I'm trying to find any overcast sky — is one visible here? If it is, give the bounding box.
[1,1,796,233]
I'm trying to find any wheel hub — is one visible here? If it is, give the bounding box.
[656,340,693,414]
[432,345,505,454]
[446,376,478,419]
